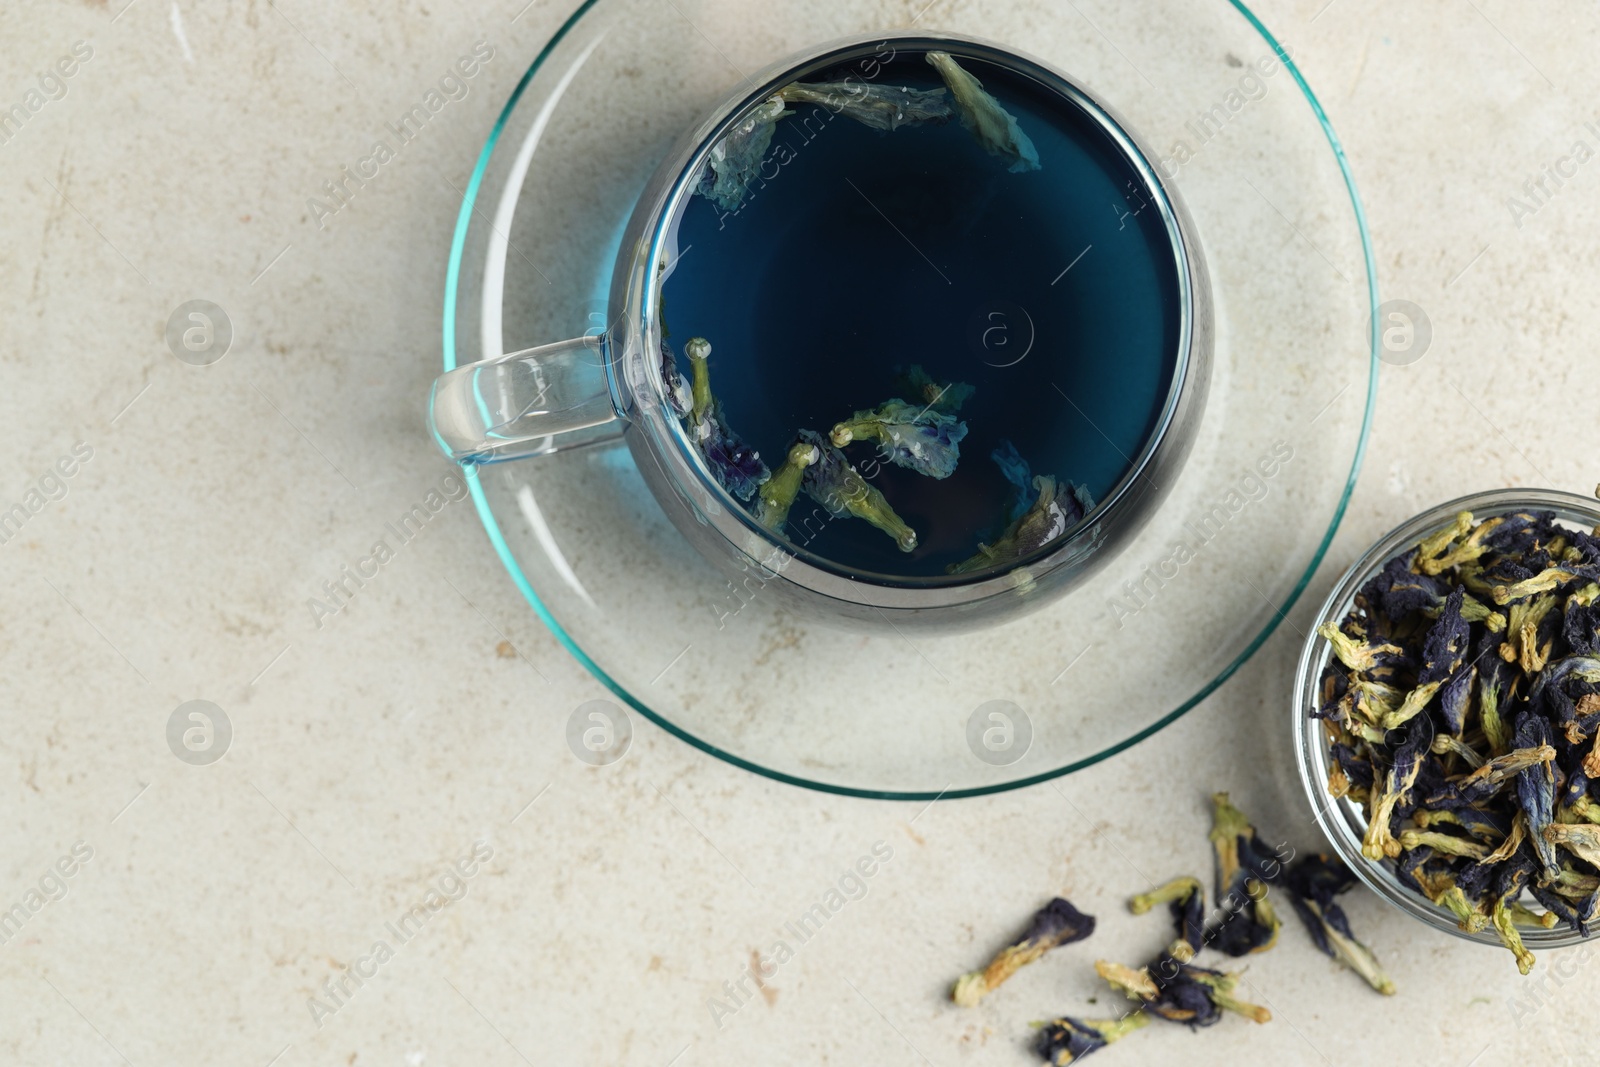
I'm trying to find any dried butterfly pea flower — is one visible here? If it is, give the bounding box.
[1210,885,1282,958]
[1488,850,1539,974]
[1360,552,1507,633]
[1423,744,1555,808]
[1544,822,1600,869]
[1513,713,1562,884]
[1129,876,1205,962]
[1477,657,1517,756]
[949,475,1094,575]
[1529,654,1600,730]
[925,51,1041,173]
[951,897,1096,1007]
[1561,585,1600,653]
[1033,1013,1148,1065]
[660,340,691,418]
[1511,895,1563,929]
[1439,664,1480,736]
[1282,853,1396,995]
[1359,551,1442,621]
[1481,510,1556,557]
[830,398,968,479]
[1397,830,1490,860]
[682,338,770,501]
[1362,718,1432,861]
[1432,879,1489,932]
[1493,563,1600,606]
[754,441,820,533]
[1315,507,1600,970]
[1316,622,1409,680]
[1500,593,1561,671]
[696,96,790,212]
[1380,590,1472,730]
[1095,958,1271,1027]
[1206,793,1283,956]
[798,430,917,552]
[1420,513,1511,576]
[777,80,953,131]
[895,364,975,415]
[1329,742,1375,795]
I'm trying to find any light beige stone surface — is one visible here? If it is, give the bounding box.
[2,0,1597,1064]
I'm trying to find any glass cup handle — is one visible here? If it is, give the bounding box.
[428,336,623,465]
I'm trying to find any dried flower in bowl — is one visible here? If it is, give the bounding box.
[1312,505,1600,973]
[754,440,820,533]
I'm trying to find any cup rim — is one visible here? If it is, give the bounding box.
[1292,485,1600,951]
[623,30,1208,606]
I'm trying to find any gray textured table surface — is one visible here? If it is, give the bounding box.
[2,1,1595,1064]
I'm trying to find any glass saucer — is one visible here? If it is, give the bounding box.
[440,0,1378,798]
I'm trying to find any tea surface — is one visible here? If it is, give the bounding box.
[661,48,1181,579]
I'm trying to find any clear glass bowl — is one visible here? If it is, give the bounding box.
[1292,487,1600,953]
[441,0,1380,797]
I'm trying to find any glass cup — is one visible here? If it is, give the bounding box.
[428,32,1212,632]
[1292,487,1600,953]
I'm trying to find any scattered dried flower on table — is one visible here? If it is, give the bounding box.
[1094,957,1271,1027]
[1207,792,1283,956]
[1129,876,1205,962]
[1283,853,1395,994]
[951,897,1096,1007]
[1033,1013,1148,1065]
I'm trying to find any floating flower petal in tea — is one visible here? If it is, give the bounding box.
[683,337,769,501]
[926,51,1042,173]
[696,95,790,213]
[754,440,819,533]
[798,429,917,553]
[777,81,953,132]
[830,398,967,479]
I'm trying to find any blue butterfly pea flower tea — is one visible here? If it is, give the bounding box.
[657,44,1184,582]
